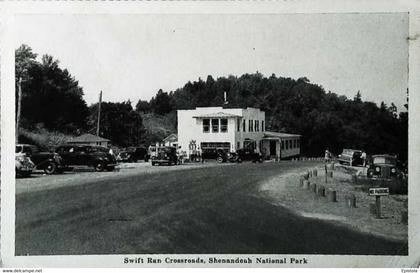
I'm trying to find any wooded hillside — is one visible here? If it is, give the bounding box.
[16,45,408,159]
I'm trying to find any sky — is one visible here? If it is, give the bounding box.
[15,13,409,111]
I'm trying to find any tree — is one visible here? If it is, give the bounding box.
[88,101,144,147]
[15,45,89,133]
[354,90,362,102]
[136,99,151,113]
[150,89,173,115]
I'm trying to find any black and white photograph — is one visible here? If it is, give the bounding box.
[1,1,420,268]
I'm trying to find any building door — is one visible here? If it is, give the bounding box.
[269,140,276,157]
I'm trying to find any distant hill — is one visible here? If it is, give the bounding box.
[137,73,408,159]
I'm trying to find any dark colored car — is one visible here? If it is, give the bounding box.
[367,154,407,194]
[151,146,177,166]
[55,145,117,171]
[201,148,236,163]
[125,147,149,162]
[16,144,65,175]
[236,148,263,163]
[367,154,399,179]
[338,149,363,166]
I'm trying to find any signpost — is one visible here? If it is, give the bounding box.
[368,187,389,219]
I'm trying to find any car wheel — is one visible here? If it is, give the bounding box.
[258,157,263,163]
[216,156,224,163]
[95,162,104,172]
[44,162,57,175]
[367,170,374,177]
[237,157,242,163]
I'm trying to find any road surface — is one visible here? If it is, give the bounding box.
[15,161,407,255]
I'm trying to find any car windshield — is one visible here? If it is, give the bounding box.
[373,156,396,165]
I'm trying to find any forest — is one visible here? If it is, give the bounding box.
[16,45,408,159]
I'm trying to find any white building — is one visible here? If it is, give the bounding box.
[177,107,301,160]
[163,133,178,148]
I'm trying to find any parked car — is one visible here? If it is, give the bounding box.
[15,152,35,177]
[367,154,407,194]
[201,148,236,163]
[16,144,65,174]
[338,149,363,166]
[55,145,117,171]
[367,154,400,179]
[151,146,177,166]
[236,148,263,163]
[116,151,131,162]
[125,146,149,162]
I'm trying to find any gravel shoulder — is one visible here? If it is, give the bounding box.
[259,164,408,242]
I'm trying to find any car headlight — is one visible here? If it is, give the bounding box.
[375,166,380,172]
[391,168,396,173]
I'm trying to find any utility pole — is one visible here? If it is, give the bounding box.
[96,91,102,136]
[16,77,22,143]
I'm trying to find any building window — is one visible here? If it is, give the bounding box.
[211,119,219,133]
[289,139,293,149]
[262,121,265,132]
[285,140,289,149]
[237,118,240,132]
[255,120,259,132]
[249,120,253,132]
[297,139,300,148]
[221,119,228,132]
[243,119,246,132]
[203,119,210,133]
[294,139,297,148]
[281,140,284,149]
[237,141,240,149]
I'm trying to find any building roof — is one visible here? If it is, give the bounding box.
[192,112,242,118]
[263,131,301,138]
[163,133,178,142]
[68,133,110,143]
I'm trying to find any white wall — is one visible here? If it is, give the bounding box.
[177,107,265,156]
[235,107,265,152]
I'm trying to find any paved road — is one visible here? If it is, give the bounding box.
[15,161,407,255]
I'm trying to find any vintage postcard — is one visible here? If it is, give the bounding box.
[1,0,420,268]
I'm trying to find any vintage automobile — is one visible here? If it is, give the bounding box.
[125,146,149,162]
[367,154,407,194]
[55,144,117,171]
[201,148,236,163]
[151,146,178,166]
[15,152,35,177]
[338,149,364,166]
[367,154,399,179]
[16,144,65,175]
[235,148,263,163]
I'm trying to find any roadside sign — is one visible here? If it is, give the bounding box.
[368,187,389,196]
